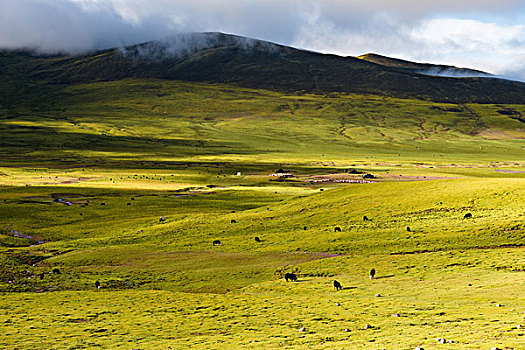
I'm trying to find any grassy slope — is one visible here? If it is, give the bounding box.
[1,79,524,169]
[0,76,524,348]
[0,181,523,349]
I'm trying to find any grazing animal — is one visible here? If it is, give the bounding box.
[363,216,369,221]
[284,273,297,282]
[38,273,45,280]
[159,216,166,222]
[334,227,341,232]
[463,213,472,219]
[100,202,105,206]
[254,236,261,242]
[231,219,237,224]
[333,280,342,291]
[303,226,307,230]
[406,226,411,232]
[369,268,376,279]
[52,268,61,274]
[95,280,101,289]
[212,240,222,246]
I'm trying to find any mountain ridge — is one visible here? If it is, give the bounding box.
[357,53,492,77]
[2,32,525,104]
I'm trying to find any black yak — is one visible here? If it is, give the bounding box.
[285,273,297,282]
[334,280,342,290]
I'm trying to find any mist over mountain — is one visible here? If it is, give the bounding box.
[118,32,284,61]
[3,32,525,104]
[2,0,525,81]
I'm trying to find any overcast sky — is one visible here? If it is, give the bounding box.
[2,0,525,79]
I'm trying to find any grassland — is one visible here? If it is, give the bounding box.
[0,76,524,349]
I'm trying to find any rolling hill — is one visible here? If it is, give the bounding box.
[3,32,525,103]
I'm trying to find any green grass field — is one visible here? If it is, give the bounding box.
[0,77,524,349]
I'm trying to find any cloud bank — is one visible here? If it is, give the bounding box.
[1,0,525,79]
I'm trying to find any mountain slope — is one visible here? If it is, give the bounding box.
[2,32,525,103]
[358,53,492,77]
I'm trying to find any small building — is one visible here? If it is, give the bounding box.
[269,173,296,178]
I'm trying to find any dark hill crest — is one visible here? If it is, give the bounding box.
[3,32,525,103]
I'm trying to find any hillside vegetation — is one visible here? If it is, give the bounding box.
[0,34,524,349]
[1,79,525,169]
[3,32,525,103]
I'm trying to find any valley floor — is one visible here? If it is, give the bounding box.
[0,166,523,349]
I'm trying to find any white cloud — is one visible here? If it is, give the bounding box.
[293,15,525,80]
[407,19,525,77]
[411,18,525,50]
